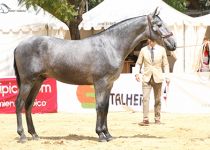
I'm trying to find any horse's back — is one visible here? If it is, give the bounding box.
[14,35,122,85]
[14,36,95,84]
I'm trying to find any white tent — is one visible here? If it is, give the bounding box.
[194,14,210,38]
[79,0,194,30]
[194,14,210,25]
[79,0,208,73]
[0,0,69,76]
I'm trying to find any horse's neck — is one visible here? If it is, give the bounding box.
[104,16,147,60]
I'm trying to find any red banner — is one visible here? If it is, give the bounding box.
[0,78,57,114]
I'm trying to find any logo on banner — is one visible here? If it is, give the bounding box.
[0,82,18,97]
[0,78,57,114]
[110,93,143,106]
[76,85,96,108]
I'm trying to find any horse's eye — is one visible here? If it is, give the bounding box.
[157,22,162,27]
[152,25,158,31]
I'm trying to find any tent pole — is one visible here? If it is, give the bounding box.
[45,24,49,36]
[183,23,186,72]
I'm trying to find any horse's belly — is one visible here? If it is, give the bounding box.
[58,78,93,85]
[48,73,93,85]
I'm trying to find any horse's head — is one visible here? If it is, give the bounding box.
[147,8,176,51]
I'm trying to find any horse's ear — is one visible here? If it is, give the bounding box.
[152,7,160,17]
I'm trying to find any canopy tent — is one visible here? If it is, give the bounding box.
[194,14,210,25]
[194,14,210,38]
[0,0,69,76]
[79,0,208,73]
[79,0,194,30]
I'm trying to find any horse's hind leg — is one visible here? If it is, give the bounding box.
[15,83,33,143]
[25,79,44,140]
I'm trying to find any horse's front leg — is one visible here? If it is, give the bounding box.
[101,88,113,141]
[94,82,113,142]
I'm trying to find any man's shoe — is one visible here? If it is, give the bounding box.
[155,120,161,124]
[138,120,149,126]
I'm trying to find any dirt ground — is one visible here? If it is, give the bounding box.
[1,111,210,150]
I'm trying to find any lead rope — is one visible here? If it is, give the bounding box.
[147,15,152,39]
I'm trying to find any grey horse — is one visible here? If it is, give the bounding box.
[14,8,176,143]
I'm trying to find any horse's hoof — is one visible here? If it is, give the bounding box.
[98,133,107,142]
[32,134,39,140]
[105,134,113,141]
[98,138,107,142]
[18,135,27,143]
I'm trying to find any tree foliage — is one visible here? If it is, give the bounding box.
[88,0,104,10]
[19,0,79,25]
[163,0,187,12]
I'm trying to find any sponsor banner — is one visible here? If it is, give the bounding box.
[57,73,210,113]
[166,72,210,113]
[57,74,167,113]
[4,72,205,114]
[0,78,57,114]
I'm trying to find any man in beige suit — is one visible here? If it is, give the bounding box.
[135,39,170,126]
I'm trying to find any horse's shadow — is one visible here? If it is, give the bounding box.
[15,134,165,143]
[119,134,165,139]
[39,133,165,142]
[40,134,98,141]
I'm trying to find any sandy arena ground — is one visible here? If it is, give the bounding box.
[1,111,210,150]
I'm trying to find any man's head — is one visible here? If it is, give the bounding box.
[147,39,156,47]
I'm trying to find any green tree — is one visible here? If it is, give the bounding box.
[88,0,104,10]
[18,0,103,40]
[163,0,187,12]
[187,0,210,10]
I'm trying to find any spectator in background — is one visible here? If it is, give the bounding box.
[198,37,210,72]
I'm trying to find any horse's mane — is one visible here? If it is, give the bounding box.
[105,15,147,31]
[90,15,147,37]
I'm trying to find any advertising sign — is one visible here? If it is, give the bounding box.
[0,78,57,114]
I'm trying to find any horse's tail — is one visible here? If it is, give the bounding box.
[14,48,20,88]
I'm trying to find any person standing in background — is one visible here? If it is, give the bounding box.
[198,37,210,72]
[135,39,170,126]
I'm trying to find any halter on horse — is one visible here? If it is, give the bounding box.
[14,8,176,143]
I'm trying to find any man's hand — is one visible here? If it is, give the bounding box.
[166,78,170,86]
[135,74,141,82]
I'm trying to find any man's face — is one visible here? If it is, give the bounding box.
[148,39,156,47]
